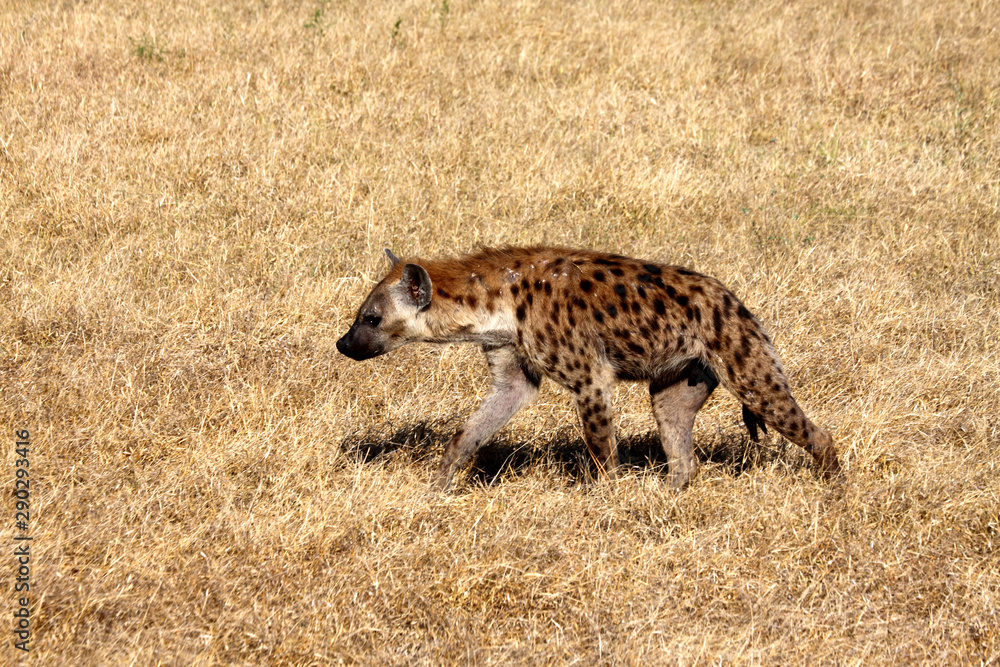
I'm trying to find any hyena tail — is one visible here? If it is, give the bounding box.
[741,404,767,442]
[703,306,842,479]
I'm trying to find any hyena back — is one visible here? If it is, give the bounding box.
[337,246,841,490]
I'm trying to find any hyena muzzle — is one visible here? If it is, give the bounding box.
[337,246,842,491]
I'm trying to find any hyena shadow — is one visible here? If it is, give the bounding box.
[340,419,799,487]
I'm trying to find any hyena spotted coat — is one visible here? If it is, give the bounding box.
[337,247,841,491]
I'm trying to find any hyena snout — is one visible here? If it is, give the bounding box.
[336,326,386,361]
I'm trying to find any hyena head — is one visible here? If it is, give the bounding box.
[336,250,432,361]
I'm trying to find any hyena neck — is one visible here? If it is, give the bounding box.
[418,259,518,347]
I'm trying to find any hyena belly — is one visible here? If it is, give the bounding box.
[337,247,842,491]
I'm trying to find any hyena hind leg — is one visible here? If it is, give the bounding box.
[432,346,540,492]
[649,360,718,489]
[570,361,620,480]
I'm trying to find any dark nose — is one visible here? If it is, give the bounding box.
[336,329,375,361]
[336,331,352,356]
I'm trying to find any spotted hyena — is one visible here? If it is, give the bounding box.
[337,247,841,490]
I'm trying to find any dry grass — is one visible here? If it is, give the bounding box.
[2,0,999,663]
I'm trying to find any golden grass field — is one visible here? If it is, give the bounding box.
[2,0,999,663]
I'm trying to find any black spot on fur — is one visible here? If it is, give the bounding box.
[643,264,662,275]
[687,361,719,390]
[723,293,735,313]
[526,292,534,306]
[676,268,696,276]
[737,304,753,321]
[593,310,605,323]
[568,315,576,327]
[614,328,629,339]
[573,297,587,310]
[544,282,552,295]
[467,295,478,309]
[733,350,744,368]
[516,305,526,321]
[614,284,627,297]
[593,270,606,282]
[636,285,646,299]
[639,326,650,339]
[521,278,529,290]
[580,279,593,293]
[713,306,724,337]
[437,288,451,299]
[637,273,653,283]
[510,284,520,297]
[654,299,666,315]
[666,285,676,298]
[610,267,625,277]
[685,307,694,321]
[654,277,666,289]
[534,279,543,291]
[628,342,645,355]
[606,304,618,318]
[674,294,689,307]
[630,301,641,313]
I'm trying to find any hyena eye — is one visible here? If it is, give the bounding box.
[362,314,382,328]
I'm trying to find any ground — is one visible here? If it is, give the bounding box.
[1,0,998,664]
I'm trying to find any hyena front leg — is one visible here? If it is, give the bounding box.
[432,345,540,492]
[649,360,718,489]
[572,362,619,480]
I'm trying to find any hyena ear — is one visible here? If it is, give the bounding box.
[384,248,401,268]
[400,263,432,311]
